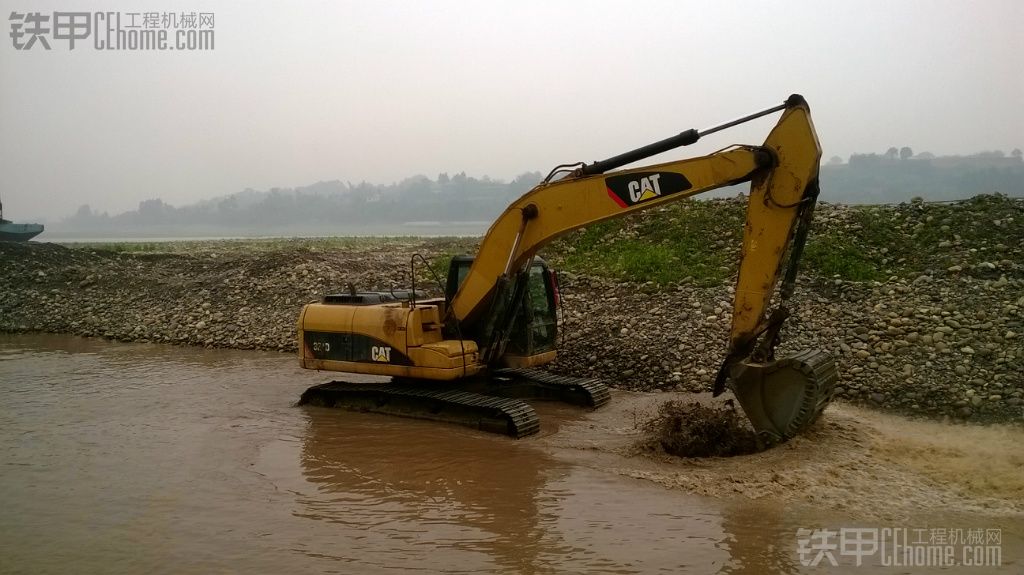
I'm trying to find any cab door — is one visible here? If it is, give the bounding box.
[504,260,559,362]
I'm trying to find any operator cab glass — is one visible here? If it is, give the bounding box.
[506,262,558,355]
[446,255,558,357]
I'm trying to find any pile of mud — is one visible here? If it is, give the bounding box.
[639,400,760,457]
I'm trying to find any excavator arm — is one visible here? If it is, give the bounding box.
[451,94,835,442]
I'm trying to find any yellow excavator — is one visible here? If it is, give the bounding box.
[297,94,836,444]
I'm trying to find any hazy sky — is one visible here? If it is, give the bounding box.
[2,0,1022,220]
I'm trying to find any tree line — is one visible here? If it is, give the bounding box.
[820,149,1023,204]
[57,150,1023,234]
[61,172,543,234]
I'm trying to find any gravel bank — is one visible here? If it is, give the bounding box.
[2,196,1022,422]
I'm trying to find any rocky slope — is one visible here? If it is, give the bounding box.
[1,195,1021,422]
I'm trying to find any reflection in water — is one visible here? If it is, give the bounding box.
[293,404,735,574]
[299,406,565,573]
[716,502,802,575]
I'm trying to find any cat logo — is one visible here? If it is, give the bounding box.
[605,171,692,208]
[371,345,392,363]
[627,174,662,203]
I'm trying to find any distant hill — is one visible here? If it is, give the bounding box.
[53,172,544,237]
[820,151,1024,204]
[49,151,1023,237]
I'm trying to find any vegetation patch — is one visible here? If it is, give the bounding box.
[802,232,884,281]
[553,200,746,287]
[547,194,1023,285]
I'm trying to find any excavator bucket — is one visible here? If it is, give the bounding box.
[728,349,837,445]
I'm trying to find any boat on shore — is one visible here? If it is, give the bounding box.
[0,197,44,241]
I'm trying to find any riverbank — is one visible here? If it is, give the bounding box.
[1,195,1021,422]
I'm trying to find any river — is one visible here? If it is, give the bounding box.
[1,334,1020,574]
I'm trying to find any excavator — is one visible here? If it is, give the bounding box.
[297,94,837,445]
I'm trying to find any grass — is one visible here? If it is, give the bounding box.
[803,195,1023,280]
[554,201,745,287]
[549,194,1022,286]
[802,231,884,281]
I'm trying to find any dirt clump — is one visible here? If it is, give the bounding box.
[640,400,761,457]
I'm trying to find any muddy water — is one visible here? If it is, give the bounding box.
[1,334,1021,574]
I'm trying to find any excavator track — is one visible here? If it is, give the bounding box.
[490,368,611,408]
[299,382,541,438]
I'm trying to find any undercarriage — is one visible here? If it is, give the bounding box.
[299,368,611,438]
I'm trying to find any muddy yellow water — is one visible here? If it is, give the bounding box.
[1,334,1021,574]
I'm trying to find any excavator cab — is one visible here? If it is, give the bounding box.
[505,261,558,360]
[446,255,559,367]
